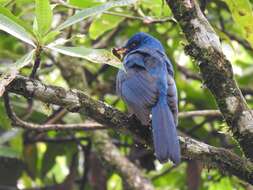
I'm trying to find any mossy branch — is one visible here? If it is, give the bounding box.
[4,75,253,185]
[166,0,253,161]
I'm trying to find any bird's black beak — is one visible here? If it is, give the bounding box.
[112,47,128,60]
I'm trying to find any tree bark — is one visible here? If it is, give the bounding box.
[166,0,253,161]
[5,75,253,185]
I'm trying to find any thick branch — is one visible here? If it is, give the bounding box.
[166,0,253,161]
[92,131,154,190]
[5,75,253,184]
[56,58,154,190]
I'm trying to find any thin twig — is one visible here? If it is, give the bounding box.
[3,93,108,131]
[45,108,68,124]
[178,110,221,118]
[53,0,176,24]
[104,11,177,24]
[29,47,42,79]
[25,136,90,144]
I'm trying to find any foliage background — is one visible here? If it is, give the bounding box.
[0,0,253,189]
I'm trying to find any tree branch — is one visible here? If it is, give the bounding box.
[56,56,155,190]
[3,93,108,131]
[92,131,154,190]
[166,0,253,161]
[5,75,253,184]
[178,110,221,119]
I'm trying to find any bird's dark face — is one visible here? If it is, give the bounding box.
[113,32,164,59]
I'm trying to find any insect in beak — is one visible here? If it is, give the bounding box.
[112,47,128,60]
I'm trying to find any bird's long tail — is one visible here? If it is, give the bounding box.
[151,96,180,164]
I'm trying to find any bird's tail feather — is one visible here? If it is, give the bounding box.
[151,96,180,164]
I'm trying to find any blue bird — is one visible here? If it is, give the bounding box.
[115,32,181,164]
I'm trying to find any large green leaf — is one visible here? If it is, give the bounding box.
[0,13,35,46]
[35,0,53,35]
[89,14,124,40]
[47,45,124,69]
[0,7,34,36]
[0,50,34,96]
[68,0,101,8]
[56,0,137,30]
[14,49,35,69]
[0,0,9,5]
[224,0,253,47]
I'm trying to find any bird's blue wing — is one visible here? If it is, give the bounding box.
[116,49,180,163]
[116,53,158,125]
[167,74,178,126]
[124,51,146,68]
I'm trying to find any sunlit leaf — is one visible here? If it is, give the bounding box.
[68,0,101,8]
[35,0,52,35]
[0,12,35,46]
[56,0,137,30]
[107,174,123,190]
[223,0,253,48]
[0,0,9,5]
[208,177,234,190]
[47,45,124,69]
[42,30,60,45]
[41,143,64,178]
[0,7,34,36]
[89,14,124,40]
[0,50,34,96]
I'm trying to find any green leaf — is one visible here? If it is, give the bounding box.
[89,14,124,40]
[48,45,124,69]
[107,174,123,190]
[0,7,34,36]
[14,49,35,69]
[35,0,53,35]
[0,10,35,46]
[0,146,21,158]
[68,0,101,8]
[42,31,60,45]
[0,102,11,129]
[0,0,9,5]
[57,0,137,30]
[41,144,63,178]
[224,0,253,47]
[0,50,34,96]
[0,129,21,145]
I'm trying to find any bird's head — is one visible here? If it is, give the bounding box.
[113,32,164,59]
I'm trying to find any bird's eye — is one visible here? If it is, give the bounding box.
[131,42,137,48]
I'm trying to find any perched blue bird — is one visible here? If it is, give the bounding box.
[116,32,180,164]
